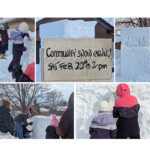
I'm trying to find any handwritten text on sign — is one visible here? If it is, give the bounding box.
[43,39,112,81]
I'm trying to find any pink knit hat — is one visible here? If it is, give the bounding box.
[50,115,59,128]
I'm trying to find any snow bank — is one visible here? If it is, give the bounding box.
[31,115,60,139]
[76,83,150,139]
[36,19,97,82]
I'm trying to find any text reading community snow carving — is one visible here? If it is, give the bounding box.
[43,39,112,81]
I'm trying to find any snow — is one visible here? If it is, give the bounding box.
[40,108,49,112]
[36,19,97,82]
[115,27,150,82]
[0,132,17,139]
[57,106,67,111]
[102,18,114,26]
[21,31,35,71]
[76,83,150,139]
[0,31,35,82]
[31,115,60,139]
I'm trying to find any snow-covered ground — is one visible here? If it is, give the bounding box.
[0,31,35,82]
[76,83,150,139]
[0,132,17,139]
[30,115,60,139]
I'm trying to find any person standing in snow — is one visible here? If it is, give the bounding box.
[46,115,60,139]
[14,107,31,139]
[8,22,30,72]
[89,101,117,139]
[113,83,140,139]
[0,99,15,136]
[0,25,9,60]
[58,92,74,139]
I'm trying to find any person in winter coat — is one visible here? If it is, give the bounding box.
[0,99,15,136]
[113,83,140,139]
[14,112,31,139]
[8,22,30,72]
[46,115,60,139]
[0,25,9,59]
[58,92,74,139]
[89,101,117,139]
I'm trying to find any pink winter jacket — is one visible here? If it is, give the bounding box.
[24,62,35,81]
[115,83,138,108]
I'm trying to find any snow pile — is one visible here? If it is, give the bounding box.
[21,31,35,71]
[76,83,150,139]
[31,115,60,139]
[37,19,97,82]
[0,132,17,139]
[115,27,150,82]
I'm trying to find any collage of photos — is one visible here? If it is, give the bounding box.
[0,17,150,139]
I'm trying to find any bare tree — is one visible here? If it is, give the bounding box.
[0,84,50,112]
[46,89,65,114]
[115,18,150,34]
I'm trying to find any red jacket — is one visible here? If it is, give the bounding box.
[24,62,35,81]
[115,83,138,108]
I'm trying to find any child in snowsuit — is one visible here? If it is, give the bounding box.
[89,101,117,139]
[46,115,60,139]
[8,22,30,72]
[113,83,140,139]
[0,25,9,59]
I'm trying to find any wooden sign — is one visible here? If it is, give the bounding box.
[42,38,112,81]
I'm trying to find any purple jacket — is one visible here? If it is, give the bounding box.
[0,29,8,46]
[10,29,25,44]
[89,111,117,139]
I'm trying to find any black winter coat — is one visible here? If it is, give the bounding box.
[0,106,15,135]
[46,126,59,139]
[58,106,74,139]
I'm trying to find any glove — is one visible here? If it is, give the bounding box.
[9,38,12,40]
[26,33,30,38]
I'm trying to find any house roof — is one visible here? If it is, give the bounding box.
[36,18,114,33]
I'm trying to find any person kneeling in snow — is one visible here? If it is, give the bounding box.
[11,62,35,82]
[46,115,60,139]
[89,101,117,139]
[0,99,15,136]
[113,83,140,139]
[0,25,9,60]
[8,22,30,72]
[14,108,31,139]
